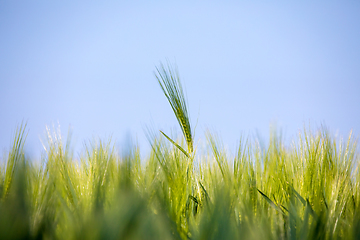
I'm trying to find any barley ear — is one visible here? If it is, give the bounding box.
[155,62,193,155]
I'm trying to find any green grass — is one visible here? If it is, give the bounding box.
[1,64,359,239]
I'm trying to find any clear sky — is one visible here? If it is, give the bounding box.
[1,1,359,159]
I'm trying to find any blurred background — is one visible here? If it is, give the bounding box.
[1,1,359,160]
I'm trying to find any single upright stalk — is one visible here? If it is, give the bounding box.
[155,62,193,157]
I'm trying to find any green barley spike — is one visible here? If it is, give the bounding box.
[155,62,193,155]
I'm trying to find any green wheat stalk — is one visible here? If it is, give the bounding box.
[155,62,193,156]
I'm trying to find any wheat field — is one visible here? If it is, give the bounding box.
[1,64,359,239]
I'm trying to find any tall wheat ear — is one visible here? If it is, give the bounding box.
[154,62,193,158]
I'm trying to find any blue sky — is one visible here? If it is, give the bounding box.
[1,1,359,159]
